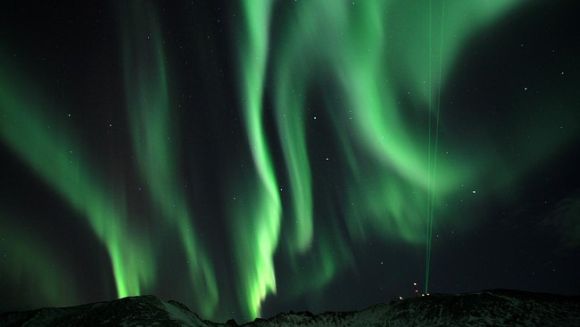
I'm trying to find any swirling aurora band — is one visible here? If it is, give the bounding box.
[237,0,522,314]
[1,0,579,322]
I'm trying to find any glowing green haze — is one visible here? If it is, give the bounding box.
[0,60,155,298]
[121,0,218,316]
[0,210,78,306]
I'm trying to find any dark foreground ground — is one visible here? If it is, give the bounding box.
[1,290,579,326]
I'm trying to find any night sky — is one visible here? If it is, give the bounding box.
[1,0,579,323]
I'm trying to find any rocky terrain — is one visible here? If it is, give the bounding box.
[1,290,579,326]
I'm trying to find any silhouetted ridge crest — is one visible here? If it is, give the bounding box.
[1,290,579,326]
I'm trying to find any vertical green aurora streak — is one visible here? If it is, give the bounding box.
[121,0,218,316]
[0,62,155,299]
[235,0,281,318]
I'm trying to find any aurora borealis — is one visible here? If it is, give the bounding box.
[1,0,579,323]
